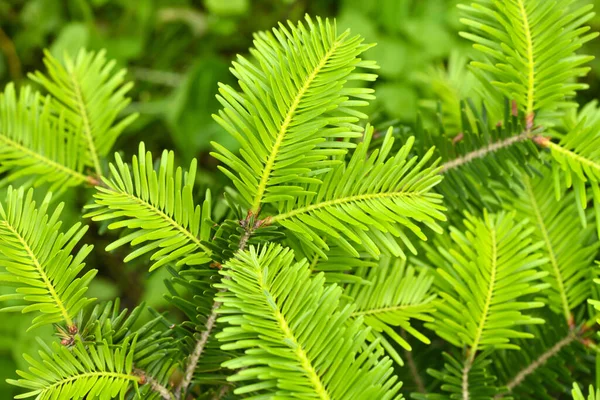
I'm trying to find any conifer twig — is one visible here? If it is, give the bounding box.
[175,218,257,399]
[462,359,472,400]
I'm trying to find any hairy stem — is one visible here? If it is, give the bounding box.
[440,131,534,173]
[462,358,472,400]
[175,221,256,399]
[494,330,578,398]
[175,301,220,399]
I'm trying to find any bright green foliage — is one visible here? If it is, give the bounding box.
[343,256,436,365]
[211,15,378,213]
[8,335,142,400]
[459,0,598,118]
[84,142,213,271]
[0,84,89,193]
[428,211,548,353]
[0,187,96,330]
[30,49,138,176]
[409,99,542,214]
[3,0,600,398]
[414,351,504,400]
[271,125,446,259]
[505,174,598,322]
[216,244,403,400]
[546,101,600,237]
[573,384,600,400]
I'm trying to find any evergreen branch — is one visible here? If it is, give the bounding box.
[440,130,534,173]
[251,36,342,214]
[460,0,597,115]
[0,134,96,185]
[85,143,213,271]
[30,49,137,169]
[1,220,73,327]
[545,140,600,175]
[0,187,96,330]
[272,126,445,259]
[343,256,435,365]
[428,211,548,352]
[468,225,497,364]
[8,335,146,399]
[212,15,377,210]
[0,84,92,193]
[271,191,421,223]
[494,329,579,398]
[216,244,402,399]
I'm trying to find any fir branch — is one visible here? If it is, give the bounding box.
[251,37,342,214]
[440,130,534,173]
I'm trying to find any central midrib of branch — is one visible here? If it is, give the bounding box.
[250,38,342,214]
[523,177,570,322]
[68,66,103,177]
[517,0,535,116]
[1,220,73,326]
[271,191,418,223]
[258,268,330,399]
[470,227,497,362]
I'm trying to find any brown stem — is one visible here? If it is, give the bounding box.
[440,130,535,174]
[213,384,232,399]
[401,330,426,394]
[462,358,472,400]
[134,368,174,400]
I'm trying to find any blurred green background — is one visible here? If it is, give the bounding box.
[1,0,600,397]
